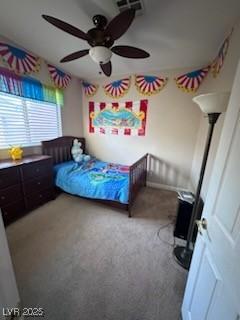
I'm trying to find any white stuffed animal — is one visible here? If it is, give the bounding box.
[71,139,90,162]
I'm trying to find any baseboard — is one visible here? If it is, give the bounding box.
[146,181,189,193]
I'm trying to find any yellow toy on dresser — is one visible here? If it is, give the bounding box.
[9,146,23,160]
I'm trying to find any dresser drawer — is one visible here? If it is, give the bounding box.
[22,159,53,180]
[1,199,25,225]
[0,167,20,189]
[24,175,53,196]
[0,184,23,206]
[26,188,54,211]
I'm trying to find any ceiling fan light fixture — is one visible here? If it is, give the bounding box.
[42,9,149,77]
[89,46,112,64]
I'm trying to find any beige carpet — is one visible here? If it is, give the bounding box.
[6,187,187,320]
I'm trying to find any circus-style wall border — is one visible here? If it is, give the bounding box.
[0,42,40,75]
[82,28,233,98]
[1,27,231,96]
[135,75,168,96]
[174,28,232,92]
[175,66,210,93]
[82,81,99,97]
[103,77,131,98]
[47,64,71,89]
[0,42,72,89]
[211,28,233,78]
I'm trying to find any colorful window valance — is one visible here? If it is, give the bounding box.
[0,67,63,106]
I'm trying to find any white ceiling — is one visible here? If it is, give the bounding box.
[0,0,239,80]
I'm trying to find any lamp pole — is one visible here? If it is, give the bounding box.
[173,112,221,270]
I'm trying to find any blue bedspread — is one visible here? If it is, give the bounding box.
[54,159,130,204]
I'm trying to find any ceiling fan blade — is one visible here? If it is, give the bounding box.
[100,61,112,77]
[42,15,89,41]
[111,45,150,58]
[105,9,135,41]
[60,50,89,63]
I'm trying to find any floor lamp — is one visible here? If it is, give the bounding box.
[173,92,230,270]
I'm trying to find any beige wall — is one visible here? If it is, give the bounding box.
[0,35,82,159]
[82,68,202,190]
[61,77,83,137]
[2,20,240,194]
[190,20,240,200]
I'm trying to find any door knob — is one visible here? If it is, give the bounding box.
[196,218,207,235]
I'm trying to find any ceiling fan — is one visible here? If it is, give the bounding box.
[42,9,150,77]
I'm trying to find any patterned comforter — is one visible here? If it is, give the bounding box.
[54,159,129,204]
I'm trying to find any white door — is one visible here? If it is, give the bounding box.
[182,61,240,320]
[0,211,20,319]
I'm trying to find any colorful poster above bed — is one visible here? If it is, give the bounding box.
[175,66,210,93]
[0,43,40,75]
[89,100,148,136]
[135,75,168,95]
[211,29,233,78]
[82,81,98,97]
[103,77,131,98]
[47,64,71,89]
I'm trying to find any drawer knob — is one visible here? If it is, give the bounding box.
[37,182,41,185]
[1,196,5,200]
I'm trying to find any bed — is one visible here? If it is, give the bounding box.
[42,136,148,217]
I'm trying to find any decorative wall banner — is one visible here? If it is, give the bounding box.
[175,66,210,93]
[89,100,148,136]
[82,81,98,97]
[211,29,233,78]
[47,64,71,89]
[135,75,168,96]
[0,43,40,75]
[103,77,131,98]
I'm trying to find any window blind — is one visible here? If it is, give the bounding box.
[0,92,62,149]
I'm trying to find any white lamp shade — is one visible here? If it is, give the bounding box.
[89,46,112,64]
[193,92,230,114]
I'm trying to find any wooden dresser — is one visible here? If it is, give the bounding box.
[0,155,55,225]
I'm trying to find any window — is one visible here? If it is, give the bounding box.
[0,92,62,149]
